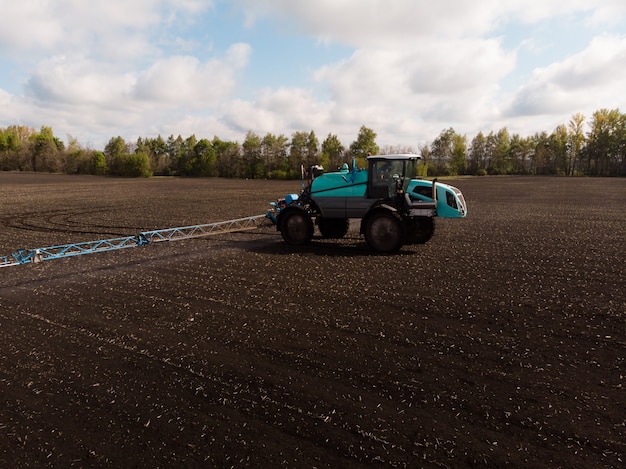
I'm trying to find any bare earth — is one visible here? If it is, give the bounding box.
[0,173,624,468]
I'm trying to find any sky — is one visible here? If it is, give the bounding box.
[1,0,625,151]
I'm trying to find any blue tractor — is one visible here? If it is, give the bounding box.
[268,154,467,253]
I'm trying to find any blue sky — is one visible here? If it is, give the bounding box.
[1,0,625,151]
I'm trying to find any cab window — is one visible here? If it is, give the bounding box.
[412,186,432,198]
[446,190,458,209]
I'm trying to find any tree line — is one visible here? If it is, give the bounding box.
[425,109,626,177]
[1,108,625,178]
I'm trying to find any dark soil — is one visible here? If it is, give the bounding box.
[1,173,624,468]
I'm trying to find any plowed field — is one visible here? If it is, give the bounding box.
[1,173,624,468]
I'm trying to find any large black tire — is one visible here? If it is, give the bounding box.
[279,208,314,246]
[406,216,435,244]
[364,210,405,253]
[317,217,350,239]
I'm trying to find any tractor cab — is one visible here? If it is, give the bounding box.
[367,154,419,199]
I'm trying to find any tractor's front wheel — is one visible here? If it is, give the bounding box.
[280,208,314,246]
[364,210,405,253]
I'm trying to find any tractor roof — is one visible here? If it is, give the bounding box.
[366,153,421,160]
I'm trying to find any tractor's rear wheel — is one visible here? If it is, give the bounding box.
[364,210,405,253]
[280,209,314,246]
[406,216,435,244]
[318,217,350,239]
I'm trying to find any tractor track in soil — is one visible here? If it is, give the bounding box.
[0,173,625,467]
[2,208,141,239]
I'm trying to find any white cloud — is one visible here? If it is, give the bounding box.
[26,56,135,105]
[133,43,251,108]
[507,34,626,116]
[0,1,211,59]
[1,2,133,57]
[503,0,592,23]
[586,0,626,26]
[236,0,504,43]
[309,34,515,143]
[318,37,514,99]
[222,87,333,137]
[0,2,65,54]
[234,0,618,44]
[12,36,250,146]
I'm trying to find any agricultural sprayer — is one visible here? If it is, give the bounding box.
[1,154,467,267]
[267,153,467,252]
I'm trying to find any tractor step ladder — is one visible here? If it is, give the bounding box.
[0,214,268,268]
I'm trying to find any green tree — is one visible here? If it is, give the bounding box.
[242,131,262,178]
[262,132,289,178]
[530,131,550,175]
[450,133,467,175]
[550,124,569,175]
[418,144,431,177]
[0,130,8,170]
[136,135,170,175]
[305,131,320,168]
[32,126,63,172]
[490,128,511,175]
[111,152,151,177]
[567,113,585,176]
[104,136,128,169]
[430,127,456,176]
[166,135,184,174]
[586,110,609,176]
[177,135,198,176]
[616,112,626,176]
[106,136,151,177]
[213,137,241,178]
[92,151,108,176]
[349,125,379,168]
[468,131,487,175]
[65,148,91,174]
[586,109,626,176]
[193,138,217,177]
[290,130,320,177]
[320,133,344,171]
[509,134,533,175]
[289,131,307,177]
[3,126,33,170]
